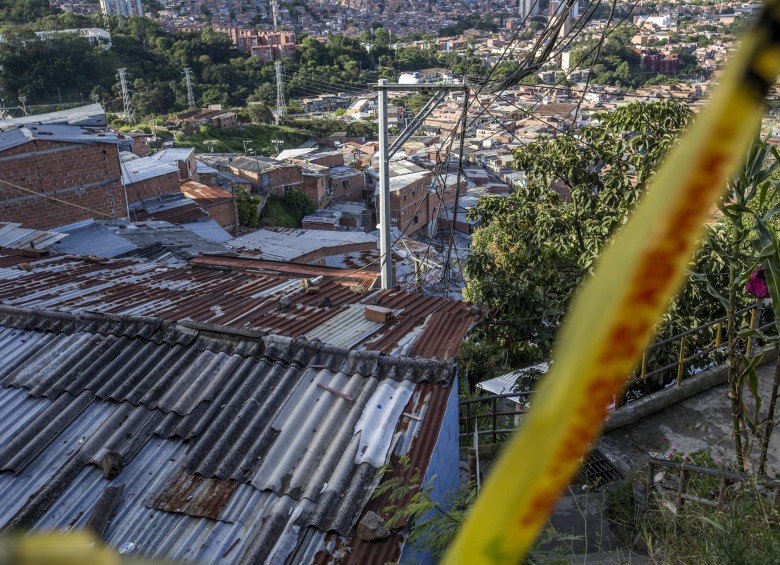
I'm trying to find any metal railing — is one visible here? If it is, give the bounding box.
[459,391,532,442]
[459,303,773,441]
[645,457,780,513]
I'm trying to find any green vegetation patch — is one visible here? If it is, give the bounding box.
[176,124,308,154]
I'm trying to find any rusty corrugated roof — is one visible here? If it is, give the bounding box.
[0,252,478,359]
[0,306,454,564]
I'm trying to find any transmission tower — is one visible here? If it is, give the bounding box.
[269,0,286,124]
[275,60,287,125]
[183,67,196,109]
[270,0,278,30]
[116,68,135,123]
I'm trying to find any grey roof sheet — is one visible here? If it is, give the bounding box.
[180,220,233,243]
[0,103,106,127]
[227,228,376,261]
[53,222,139,258]
[122,157,179,184]
[0,306,453,563]
[118,223,230,260]
[0,223,67,250]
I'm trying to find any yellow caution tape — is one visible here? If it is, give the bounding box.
[5,532,119,565]
[444,2,780,563]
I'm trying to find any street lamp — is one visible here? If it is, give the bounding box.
[271,138,284,156]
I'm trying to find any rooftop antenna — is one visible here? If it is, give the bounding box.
[270,0,286,125]
[116,68,135,123]
[183,67,196,109]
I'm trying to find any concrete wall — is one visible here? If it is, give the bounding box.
[0,139,124,229]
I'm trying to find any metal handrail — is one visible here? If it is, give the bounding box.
[460,303,773,441]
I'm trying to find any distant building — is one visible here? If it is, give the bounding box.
[99,0,142,17]
[640,50,680,74]
[215,27,297,61]
[519,0,539,19]
[33,28,111,49]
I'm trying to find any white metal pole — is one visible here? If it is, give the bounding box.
[378,79,393,290]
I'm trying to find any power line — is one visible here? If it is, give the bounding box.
[0,178,117,218]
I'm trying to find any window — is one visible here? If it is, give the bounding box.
[413,215,419,224]
[403,195,407,202]
[261,173,270,187]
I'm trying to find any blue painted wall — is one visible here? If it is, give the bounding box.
[400,370,460,564]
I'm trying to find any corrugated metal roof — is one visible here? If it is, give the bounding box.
[0,252,478,358]
[180,220,233,243]
[0,223,67,250]
[0,103,106,127]
[0,306,454,563]
[52,222,139,258]
[122,157,179,184]
[476,363,549,397]
[227,229,377,262]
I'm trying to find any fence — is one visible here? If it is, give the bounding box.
[645,457,780,513]
[459,303,773,442]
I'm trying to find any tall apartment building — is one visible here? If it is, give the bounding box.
[519,0,539,19]
[99,0,143,17]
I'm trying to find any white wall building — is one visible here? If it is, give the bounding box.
[99,0,143,17]
[34,28,112,49]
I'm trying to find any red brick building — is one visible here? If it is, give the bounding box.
[121,157,181,205]
[389,170,432,237]
[180,181,238,232]
[0,125,126,229]
[229,155,304,197]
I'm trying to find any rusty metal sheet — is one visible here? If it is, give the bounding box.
[147,465,239,521]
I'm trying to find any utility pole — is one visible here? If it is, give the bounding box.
[183,67,196,109]
[116,68,134,123]
[375,80,467,291]
[377,79,393,290]
[271,138,283,155]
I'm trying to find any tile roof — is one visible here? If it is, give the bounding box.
[0,305,453,563]
[0,252,478,359]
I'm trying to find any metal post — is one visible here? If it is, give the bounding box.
[377,79,393,289]
[676,335,686,385]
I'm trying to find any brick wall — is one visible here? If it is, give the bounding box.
[230,164,304,196]
[331,171,366,203]
[0,139,124,229]
[300,153,344,168]
[302,173,331,210]
[124,171,180,205]
[390,173,431,237]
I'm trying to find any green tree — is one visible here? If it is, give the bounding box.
[463,101,703,365]
[243,103,273,124]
